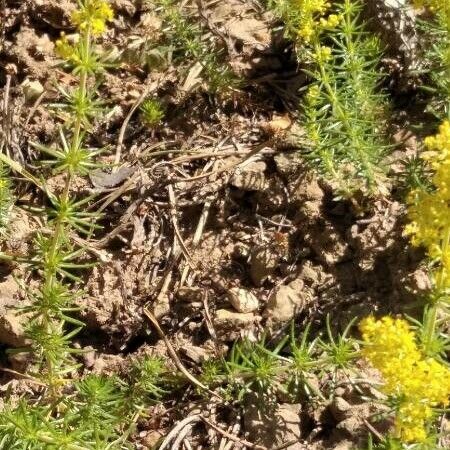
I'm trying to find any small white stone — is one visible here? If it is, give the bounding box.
[21,79,44,101]
[227,287,259,313]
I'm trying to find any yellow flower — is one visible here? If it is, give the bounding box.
[71,0,114,35]
[320,13,341,29]
[314,45,332,63]
[359,316,450,443]
[55,34,81,64]
[293,0,334,43]
[406,120,450,288]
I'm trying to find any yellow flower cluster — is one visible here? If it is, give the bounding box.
[71,0,114,35]
[293,0,341,42]
[314,45,332,62]
[405,120,450,288]
[360,316,450,442]
[55,34,81,64]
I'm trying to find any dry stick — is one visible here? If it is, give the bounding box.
[178,141,220,286]
[201,417,268,450]
[362,418,384,442]
[179,198,211,286]
[174,140,272,183]
[143,308,222,400]
[25,90,46,126]
[220,421,241,450]
[1,74,11,156]
[157,414,202,450]
[168,184,196,269]
[0,367,47,386]
[114,78,159,169]
[202,289,217,340]
[171,422,196,450]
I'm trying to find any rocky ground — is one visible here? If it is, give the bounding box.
[0,1,434,449]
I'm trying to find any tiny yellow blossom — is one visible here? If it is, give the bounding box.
[294,0,334,43]
[314,45,332,63]
[406,120,450,289]
[319,14,341,29]
[360,316,450,443]
[55,34,81,65]
[71,0,114,35]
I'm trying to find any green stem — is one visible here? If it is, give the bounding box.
[311,4,376,191]
[424,225,450,355]
[40,26,92,394]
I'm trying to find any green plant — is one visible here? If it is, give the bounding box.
[199,320,359,404]
[126,356,168,409]
[268,0,390,198]
[0,162,13,236]
[416,0,450,119]
[18,0,115,392]
[140,98,165,126]
[0,2,171,448]
[135,0,238,93]
[0,370,168,449]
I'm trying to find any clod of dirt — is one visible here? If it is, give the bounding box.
[0,276,28,347]
[255,177,287,213]
[297,261,323,287]
[9,27,55,78]
[274,152,303,178]
[153,295,170,320]
[250,245,280,286]
[230,161,268,191]
[243,398,302,449]
[328,397,352,423]
[214,309,259,341]
[264,279,313,323]
[291,173,350,265]
[225,17,271,51]
[326,397,390,450]
[177,286,204,303]
[305,223,351,266]
[396,268,431,299]
[109,0,136,16]
[226,287,259,313]
[180,344,210,364]
[31,0,76,28]
[210,0,273,77]
[331,441,355,450]
[90,353,125,375]
[4,210,33,255]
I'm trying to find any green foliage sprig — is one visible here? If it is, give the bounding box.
[0,162,13,236]
[140,97,165,127]
[21,0,115,392]
[0,359,169,450]
[132,0,237,93]
[415,0,450,119]
[200,319,359,404]
[269,0,390,198]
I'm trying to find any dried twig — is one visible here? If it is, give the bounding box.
[201,417,268,450]
[114,78,160,169]
[168,184,195,269]
[158,415,201,450]
[143,307,222,400]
